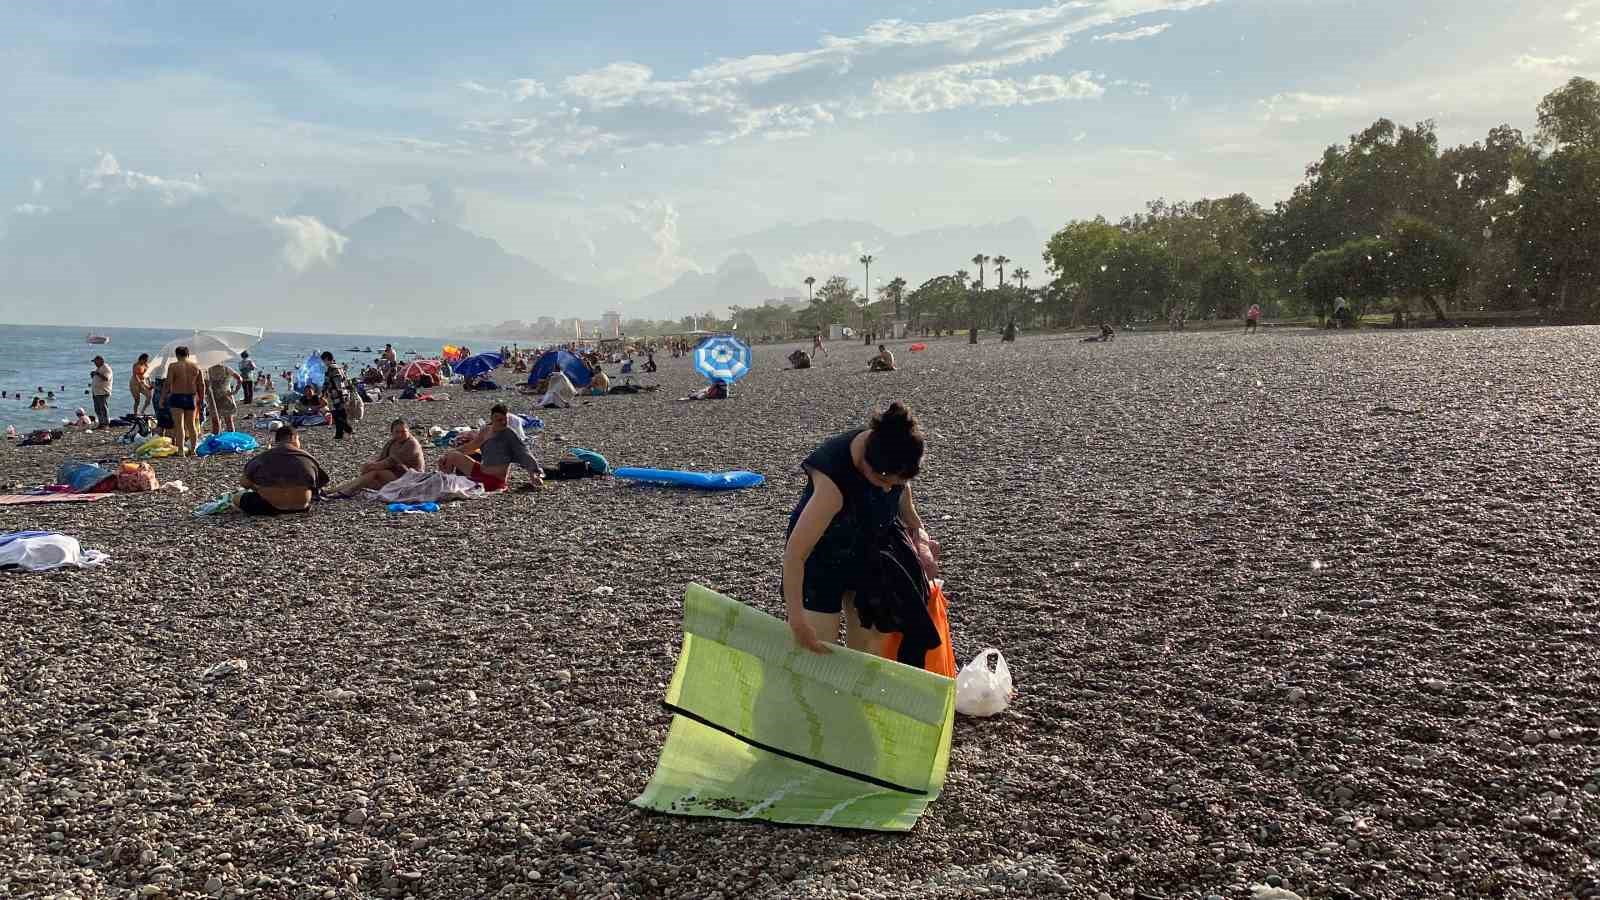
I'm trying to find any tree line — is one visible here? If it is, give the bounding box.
[514,77,1600,341]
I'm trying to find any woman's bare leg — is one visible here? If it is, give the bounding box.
[843,594,891,656]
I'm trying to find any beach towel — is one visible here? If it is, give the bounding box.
[632,583,954,832]
[0,493,117,506]
[0,532,110,571]
[362,470,485,504]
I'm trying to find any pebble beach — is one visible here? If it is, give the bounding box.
[3,328,1599,900]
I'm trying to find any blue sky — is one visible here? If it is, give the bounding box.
[1,0,1593,317]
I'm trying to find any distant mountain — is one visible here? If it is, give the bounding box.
[295,207,618,330]
[685,217,1043,294]
[633,252,783,320]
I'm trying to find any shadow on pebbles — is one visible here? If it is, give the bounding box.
[3,327,1600,899]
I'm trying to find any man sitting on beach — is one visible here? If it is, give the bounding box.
[868,345,896,372]
[436,404,544,492]
[233,425,330,516]
[326,418,424,498]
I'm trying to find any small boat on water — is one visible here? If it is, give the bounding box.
[86,334,110,345]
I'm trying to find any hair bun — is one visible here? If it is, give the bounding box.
[872,401,917,434]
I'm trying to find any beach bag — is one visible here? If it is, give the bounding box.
[879,581,957,677]
[116,462,159,493]
[955,649,1014,717]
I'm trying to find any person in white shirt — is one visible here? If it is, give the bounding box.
[89,356,113,427]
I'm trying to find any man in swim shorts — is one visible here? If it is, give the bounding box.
[436,404,544,491]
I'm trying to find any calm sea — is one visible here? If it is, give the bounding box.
[0,324,476,431]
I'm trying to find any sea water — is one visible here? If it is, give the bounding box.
[0,324,474,431]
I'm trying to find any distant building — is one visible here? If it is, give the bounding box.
[601,310,622,338]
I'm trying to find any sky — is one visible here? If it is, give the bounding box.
[0,0,1594,329]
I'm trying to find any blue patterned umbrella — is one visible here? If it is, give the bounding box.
[693,335,752,383]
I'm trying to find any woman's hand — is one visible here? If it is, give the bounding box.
[790,620,832,655]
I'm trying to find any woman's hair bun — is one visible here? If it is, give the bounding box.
[866,401,924,478]
[873,401,916,434]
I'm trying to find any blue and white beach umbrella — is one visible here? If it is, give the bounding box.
[693,335,753,384]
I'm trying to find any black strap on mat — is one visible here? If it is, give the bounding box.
[662,702,928,797]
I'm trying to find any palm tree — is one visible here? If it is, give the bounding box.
[970,254,989,289]
[993,255,1011,292]
[859,255,875,334]
[1014,268,1030,291]
[954,268,970,287]
[804,275,816,302]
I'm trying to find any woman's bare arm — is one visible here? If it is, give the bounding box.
[783,470,843,653]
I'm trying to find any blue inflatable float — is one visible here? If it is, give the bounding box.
[612,467,765,491]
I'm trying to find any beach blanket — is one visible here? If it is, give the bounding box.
[361,470,485,504]
[196,432,259,457]
[0,532,110,571]
[0,493,117,506]
[632,583,954,832]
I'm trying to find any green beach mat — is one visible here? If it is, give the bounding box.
[631,583,954,832]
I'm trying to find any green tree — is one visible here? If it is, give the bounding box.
[1536,76,1600,151]
[1386,215,1470,321]
[1298,237,1390,320]
[878,276,908,319]
[1088,236,1177,324]
[1044,218,1122,293]
[1518,147,1600,315]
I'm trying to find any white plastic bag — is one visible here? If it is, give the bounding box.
[955,648,1013,717]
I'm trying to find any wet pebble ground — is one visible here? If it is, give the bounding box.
[2,326,1599,900]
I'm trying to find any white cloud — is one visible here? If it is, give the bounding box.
[1094,23,1172,42]
[12,203,50,215]
[984,130,1012,144]
[623,198,702,283]
[1513,53,1582,74]
[465,1,1212,158]
[271,214,347,271]
[77,152,206,205]
[1259,91,1363,124]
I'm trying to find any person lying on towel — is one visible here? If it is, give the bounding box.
[435,403,544,492]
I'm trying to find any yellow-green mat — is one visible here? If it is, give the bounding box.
[631,583,954,832]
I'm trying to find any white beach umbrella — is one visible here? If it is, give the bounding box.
[148,333,245,378]
[195,327,264,355]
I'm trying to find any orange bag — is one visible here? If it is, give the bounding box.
[880,582,956,677]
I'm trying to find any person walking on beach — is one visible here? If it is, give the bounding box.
[130,353,151,415]
[813,332,828,356]
[164,346,204,456]
[1245,303,1261,334]
[783,401,938,658]
[320,351,354,440]
[89,355,113,427]
[238,351,257,405]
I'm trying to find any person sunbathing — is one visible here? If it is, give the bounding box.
[435,404,544,492]
[868,345,896,372]
[233,425,330,516]
[326,418,424,497]
[679,379,728,401]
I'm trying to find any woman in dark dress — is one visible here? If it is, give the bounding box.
[783,402,935,656]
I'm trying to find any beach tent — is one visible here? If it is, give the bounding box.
[401,359,443,382]
[527,350,593,388]
[454,352,503,379]
[633,584,953,831]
